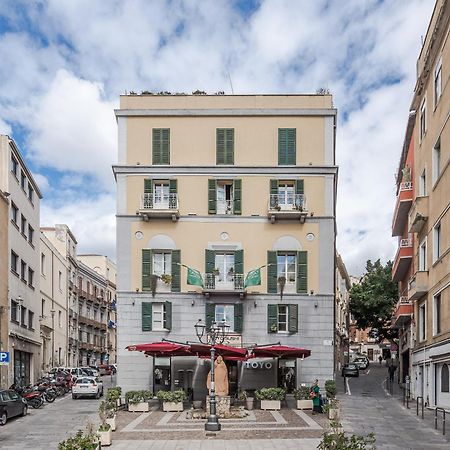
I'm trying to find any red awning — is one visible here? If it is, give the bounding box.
[251,345,311,359]
[127,342,192,357]
[190,343,248,359]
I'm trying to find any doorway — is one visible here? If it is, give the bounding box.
[154,357,171,393]
[227,361,238,398]
[278,359,296,393]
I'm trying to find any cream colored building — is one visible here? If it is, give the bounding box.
[408,0,450,408]
[335,253,350,372]
[0,135,42,386]
[77,255,117,364]
[39,232,68,371]
[114,94,337,396]
[0,189,9,388]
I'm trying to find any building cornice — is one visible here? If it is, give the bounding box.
[116,214,336,222]
[115,108,337,118]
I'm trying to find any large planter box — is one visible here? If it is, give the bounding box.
[162,401,183,412]
[106,416,116,431]
[297,399,313,410]
[260,400,281,410]
[98,429,112,446]
[128,402,149,412]
[246,398,254,410]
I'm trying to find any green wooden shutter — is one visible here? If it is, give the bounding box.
[267,304,278,333]
[152,129,161,164]
[278,129,287,165]
[234,249,243,275]
[161,128,170,164]
[142,302,152,331]
[144,179,153,194]
[205,303,215,331]
[288,304,298,333]
[169,179,177,194]
[142,249,152,291]
[297,251,308,294]
[152,128,170,164]
[205,249,215,274]
[270,179,278,196]
[225,129,234,164]
[171,250,180,292]
[164,301,172,330]
[267,251,277,294]
[295,179,304,195]
[233,179,242,215]
[208,179,217,214]
[216,129,225,165]
[234,303,243,333]
[287,128,296,165]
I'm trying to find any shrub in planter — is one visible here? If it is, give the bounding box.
[58,430,98,450]
[255,387,285,410]
[239,390,254,410]
[156,390,187,412]
[125,390,153,412]
[293,386,313,410]
[107,387,122,406]
[318,429,376,450]
[97,423,112,447]
[325,380,337,399]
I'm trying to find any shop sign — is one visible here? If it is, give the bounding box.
[222,334,242,347]
[244,360,273,370]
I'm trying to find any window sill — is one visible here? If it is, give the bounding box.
[431,157,449,191]
[11,269,19,278]
[432,248,450,268]
[28,285,35,291]
[10,319,19,324]
[29,242,35,249]
[11,220,19,230]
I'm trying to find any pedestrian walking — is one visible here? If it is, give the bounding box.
[388,364,396,382]
[310,379,321,414]
[378,355,383,365]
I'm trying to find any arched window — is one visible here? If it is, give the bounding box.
[441,364,449,393]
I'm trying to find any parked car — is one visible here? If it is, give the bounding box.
[342,363,359,377]
[0,389,28,425]
[72,377,103,399]
[110,364,117,374]
[99,364,112,376]
[354,357,369,370]
[82,366,99,377]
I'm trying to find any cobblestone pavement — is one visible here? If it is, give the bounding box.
[338,364,450,449]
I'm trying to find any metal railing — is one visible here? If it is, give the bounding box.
[204,273,244,290]
[217,200,233,214]
[400,237,413,247]
[435,407,446,435]
[269,194,307,212]
[140,193,178,210]
[400,181,413,190]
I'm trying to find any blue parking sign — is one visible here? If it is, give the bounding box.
[0,352,10,365]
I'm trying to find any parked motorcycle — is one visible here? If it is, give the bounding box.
[11,386,44,409]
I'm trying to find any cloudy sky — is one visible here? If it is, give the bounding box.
[0,0,434,275]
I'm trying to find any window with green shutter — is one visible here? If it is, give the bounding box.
[234,249,243,275]
[142,249,152,291]
[267,251,277,293]
[297,251,308,294]
[142,302,152,331]
[216,128,234,165]
[144,179,153,194]
[205,303,215,331]
[164,301,172,330]
[171,250,181,292]
[267,304,298,334]
[278,128,296,165]
[152,128,170,165]
[233,179,241,215]
[208,179,217,214]
[234,303,243,333]
[288,304,298,333]
[267,304,278,333]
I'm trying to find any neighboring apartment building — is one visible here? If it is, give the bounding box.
[408,0,449,409]
[77,255,117,364]
[0,135,42,386]
[335,253,350,372]
[42,225,79,368]
[0,189,9,388]
[114,94,337,396]
[39,232,68,371]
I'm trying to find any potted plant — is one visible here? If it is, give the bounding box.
[125,390,152,412]
[103,400,117,431]
[160,274,172,285]
[255,387,285,410]
[325,380,337,399]
[107,387,122,407]
[58,430,99,450]
[325,397,340,420]
[98,401,113,446]
[212,268,220,276]
[156,390,187,412]
[238,390,254,410]
[294,386,313,410]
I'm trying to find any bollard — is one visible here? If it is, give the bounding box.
[435,408,446,435]
[344,375,347,394]
[416,396,424,419]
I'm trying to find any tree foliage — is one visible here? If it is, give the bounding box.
[349,259,398,342]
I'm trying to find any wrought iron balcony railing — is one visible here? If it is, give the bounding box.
[269,194,307,212]
[140,193,178,210]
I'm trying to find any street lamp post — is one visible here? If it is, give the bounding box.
[194,319,229,432]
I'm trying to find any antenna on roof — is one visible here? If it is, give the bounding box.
[226,69,234,95]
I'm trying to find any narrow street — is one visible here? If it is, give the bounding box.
[338,364,450,449]
[0,376,116,450]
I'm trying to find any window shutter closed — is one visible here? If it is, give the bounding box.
[216,129,225,164]
[288,304,298,333]
[164,301,172,330]
[234,249,243,275]
[217,129,234,165]
[205,249,215,274]
[295,179,304,195]
[270,179,278,196]
[225,129,234,164]
[233,179,242,215]
[152,129,161,164]
[144,179,153,194]
[267,304,278,333]
[142,249,152,291]
[142,302,152,331]
[297,251,308,294]
[208,179,217,214]
[278,128,296,165]
[287,128,296,165]
[234,303,243,333]
[152,128,170,164]
[169,179,177,194]
[267,251,277,293]
[161,128,170,164]
[171,250,181,292]
[205,303,215,331]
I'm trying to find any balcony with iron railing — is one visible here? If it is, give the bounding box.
[408,271,429,301]
[138,193,179,221]
[392,296,413,328]
[203,273,245,297]
[408,195,429,233]
[392,181,413,236]
[392,236,413,281]
[268,194,308,223]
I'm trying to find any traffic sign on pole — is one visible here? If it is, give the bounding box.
[0,351,10,365]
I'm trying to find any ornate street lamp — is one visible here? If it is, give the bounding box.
[194,319,229,432]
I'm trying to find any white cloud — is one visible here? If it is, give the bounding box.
[0,117,11,135]
[32,173,50,193]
